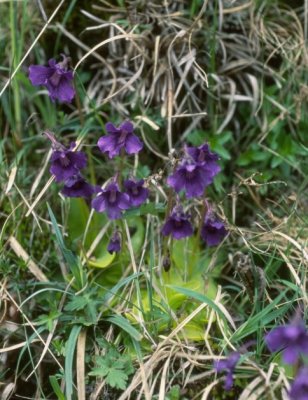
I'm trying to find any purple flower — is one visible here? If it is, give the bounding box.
[201,213,228,246]
[91,182,130,220]
[61,175,97,198]
[124,179,149,207]
[289,367,308,400]
[29,56,75,103]
[161,206,193,240]
[265,320,308,364]
[167,160,212,198]
[97,121,143,159]
[186,143,221,178]
[107,231,121,254]
[50,141,87,183]
[214,352,240,391]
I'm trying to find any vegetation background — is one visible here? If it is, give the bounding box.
[0,0,307,399]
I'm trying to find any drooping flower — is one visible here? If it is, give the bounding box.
[167,160,213,198]
[186,143,221,178]
[289,367,308,400]
[97,121,143,159]
[29,55,75,103]
[61,174,97,198]
[49,139,87,183]
[161,205,193,240]
[124,178,149,207]
[265,319,308,364]
[214,352,240,391]
[107,231,122,254]
[91,181,130,220]
[201,213,228,246]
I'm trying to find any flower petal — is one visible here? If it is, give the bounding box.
[105,122,120,134]
[29,65,53,86]
[97,134,119,158]
[120,120,134,133]
[118,193,131,210]
[56,77,75,103]
[125,133,143,154]
[92,195,107,213]
[106,206,122,220]
[70,151,87,169]
[283,347,298,365]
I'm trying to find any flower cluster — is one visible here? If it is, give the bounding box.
[30,56,228,256]
[163,143,227,245]
[43,131,96,199]
[167,143,220,198]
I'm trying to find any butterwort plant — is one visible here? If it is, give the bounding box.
[61,174,98,199]
[201,211,228,247]
[91,180,130,220]
[124,178,149,207]
[98,121,143,159]
[44,115,228,259]
[161,205,193,240]
[167,143,221,198]
[45,131,87,183]
[29,55,75,103]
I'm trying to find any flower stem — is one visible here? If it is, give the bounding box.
[194,196,208,253]
[74,80,85,127]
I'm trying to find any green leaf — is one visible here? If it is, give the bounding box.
[89,366,109,377]
[166,385,181,400]
[49,376,66,400]
[167,285,232,328]
[47,204,86,290]
[67,198,90,243]
[89,349,134,390]
[105,368,128,390]
[105,315,142,341]
[65,325,82,400]
[87,251,115,269]
[123,203,165,218]
[171,236,199,276]
[231,290,288,341]
[64,296,89,312]
[102,272,143,303]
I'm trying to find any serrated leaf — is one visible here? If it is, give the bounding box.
[64,296,89,312]
[89,366,109,377]
[105,368,128,390]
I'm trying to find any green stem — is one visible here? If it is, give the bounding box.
[10,0,22,144]
[194,196,208,254]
